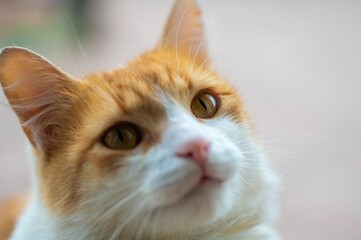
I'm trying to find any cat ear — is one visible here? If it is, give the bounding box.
[158,0,209,65]
[0,47,77,152]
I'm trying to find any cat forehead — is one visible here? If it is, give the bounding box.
[85,50,232,108]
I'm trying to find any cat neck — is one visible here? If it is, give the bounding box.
[10,192,277,240]
[10,185,278,240]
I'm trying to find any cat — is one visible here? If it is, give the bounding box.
[0,0,279,239]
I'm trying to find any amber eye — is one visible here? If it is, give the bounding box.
[102,123,141,150]
[191,91,218,119]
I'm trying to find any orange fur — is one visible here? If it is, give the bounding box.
[0,47,250,239]
[0,0,277,238]
[0,0,232,216]
[0,195,27,240]
[37,48,249,215]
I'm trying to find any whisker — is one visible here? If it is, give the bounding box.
[191,32,207,66]
[58,11,94,73]
[239,138,360,163]
[243,147,351,179]
[175,6,191,73]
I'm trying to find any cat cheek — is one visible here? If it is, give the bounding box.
[205,141,244,182]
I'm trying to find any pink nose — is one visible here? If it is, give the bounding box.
[176,138,210,166]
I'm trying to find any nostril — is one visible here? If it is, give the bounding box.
[176,138,211,165]
[177,150,193,158]
[185,151,193,158]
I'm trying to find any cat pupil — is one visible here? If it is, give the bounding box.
[117,130,125,143]
[198,98,207,111]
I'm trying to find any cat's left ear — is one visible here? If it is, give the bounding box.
[157,0,209,65]
[0,47,77,153]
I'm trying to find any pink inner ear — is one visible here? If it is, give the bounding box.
[0,47,75,151]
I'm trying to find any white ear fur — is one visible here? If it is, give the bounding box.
[0,47,76,152]
[158,0,209,65]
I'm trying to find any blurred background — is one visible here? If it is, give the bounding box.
[0,0,360,239]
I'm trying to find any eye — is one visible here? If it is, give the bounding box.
[102,123,141,150]
[191,91,218,119]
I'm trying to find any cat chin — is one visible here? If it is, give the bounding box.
[141,176,239,233]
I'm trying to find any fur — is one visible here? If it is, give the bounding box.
[0,0,279,239]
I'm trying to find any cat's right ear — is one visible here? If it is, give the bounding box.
[157,0,209,66]
[0,47,77,153]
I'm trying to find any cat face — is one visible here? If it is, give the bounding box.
[68,50,250,233]
[48,49,250,231]
[0,0,274,238]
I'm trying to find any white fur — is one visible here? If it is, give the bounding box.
[139,100,244,232]
[11,99,279,240]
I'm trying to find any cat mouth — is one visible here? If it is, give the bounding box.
[152,175,224,212]
[199,174,223,185]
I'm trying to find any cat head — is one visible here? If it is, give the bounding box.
[0,0,274,238]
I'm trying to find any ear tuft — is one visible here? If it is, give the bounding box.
[158,0,209,65]
[0,47,76,152]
